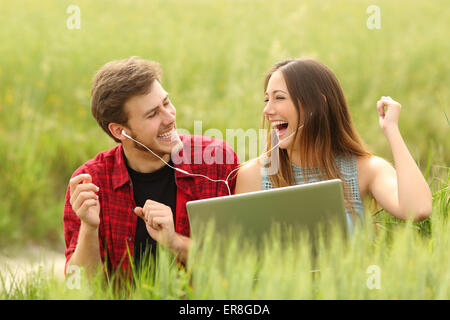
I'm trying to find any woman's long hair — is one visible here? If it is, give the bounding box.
[263,58,371,214]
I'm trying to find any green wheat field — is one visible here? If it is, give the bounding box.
[0,0,448,299]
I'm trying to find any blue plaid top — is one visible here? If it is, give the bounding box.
[261,155,364,234]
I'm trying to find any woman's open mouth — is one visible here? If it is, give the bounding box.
[271,120,289,137]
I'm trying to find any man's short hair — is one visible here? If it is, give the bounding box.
[90,56,162,142]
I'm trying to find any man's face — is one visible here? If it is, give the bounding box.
[123,81,178,157]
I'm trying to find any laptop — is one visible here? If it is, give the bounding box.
[186,179,348,246]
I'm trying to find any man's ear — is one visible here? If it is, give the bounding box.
[108,123,125,141]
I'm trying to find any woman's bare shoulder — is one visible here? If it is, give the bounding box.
[356,155,394,196]
[235,158,263,194]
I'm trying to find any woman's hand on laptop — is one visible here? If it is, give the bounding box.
[134,200,175,249]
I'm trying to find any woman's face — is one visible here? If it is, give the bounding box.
[264,70,301,150]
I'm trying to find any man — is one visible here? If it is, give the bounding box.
[64,57,238,278]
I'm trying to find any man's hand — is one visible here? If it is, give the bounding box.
[69,174,100,230]
[134,200,175,249]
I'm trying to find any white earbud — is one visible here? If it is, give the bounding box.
[121,129,130,138]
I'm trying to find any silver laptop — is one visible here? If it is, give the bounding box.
[186,179,348,244]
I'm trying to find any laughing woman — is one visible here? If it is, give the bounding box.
[235,58,432,230]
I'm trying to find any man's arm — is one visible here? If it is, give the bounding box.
[170,233,191,265]
[133,202,191,264]
[67,223,102,276]
[64,173,103,277]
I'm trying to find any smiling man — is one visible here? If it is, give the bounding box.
[63,57,238,279]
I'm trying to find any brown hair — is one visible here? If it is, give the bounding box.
[90,56,162,142]
[263,58,371,214]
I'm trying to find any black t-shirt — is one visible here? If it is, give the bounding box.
[124,157,177,269]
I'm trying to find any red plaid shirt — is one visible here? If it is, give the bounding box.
[63,134,239,275]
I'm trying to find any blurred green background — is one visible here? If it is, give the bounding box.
[0,0,448,248]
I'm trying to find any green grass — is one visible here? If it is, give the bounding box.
[0,0,449,299]
[1,174,448,299]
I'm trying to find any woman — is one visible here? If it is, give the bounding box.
[235,58,432,230]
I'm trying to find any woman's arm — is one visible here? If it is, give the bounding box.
[367,97,432,221]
